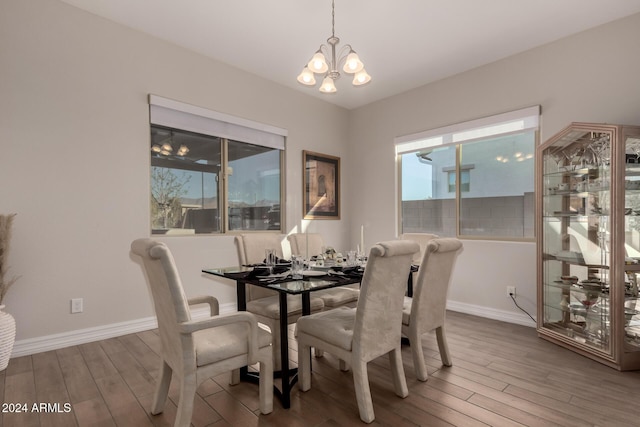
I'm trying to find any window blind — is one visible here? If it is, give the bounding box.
[149,94,287,150]
[395,105,540,155]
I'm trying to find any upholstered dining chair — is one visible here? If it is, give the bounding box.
[287,232,359,310]
[401,238,463,381]
[235,233,324,370]
[296,240,420,423]
[286,232,324,259]
[131,238,273,427]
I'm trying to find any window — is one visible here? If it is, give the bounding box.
[396,106,539,240]
[149,95,286,235]
[447,169,470,193]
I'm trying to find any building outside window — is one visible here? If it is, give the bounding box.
[149,95,286,235]
[396,106,539,240]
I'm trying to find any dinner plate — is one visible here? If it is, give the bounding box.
[302,270,326,277]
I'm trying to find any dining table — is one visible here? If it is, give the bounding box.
[201,265,364,409]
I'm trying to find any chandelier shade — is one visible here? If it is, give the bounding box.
[353,68,371,86]
[320,76,337,93]
[297,66,316,85]
[308,52,329,73]
[297,0,371,94]
[343,51,364,73]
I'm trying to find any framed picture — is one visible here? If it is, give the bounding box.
[303,150,340,219]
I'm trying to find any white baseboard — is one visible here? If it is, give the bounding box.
[447,300,537,328]
[12,301,534,358]
[11,302,236,358]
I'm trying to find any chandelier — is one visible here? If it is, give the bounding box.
[151,131,189,157]
[296,0,371,93]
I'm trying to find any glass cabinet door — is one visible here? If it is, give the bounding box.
[541,129,612,352]
[623,131,640,352]
[539,122,640,370]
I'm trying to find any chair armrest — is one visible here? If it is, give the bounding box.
[179,312,261,364]
[188,295,219,316]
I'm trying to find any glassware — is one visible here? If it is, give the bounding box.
[346,250,357,266]
[265,249,276,274]
[291,255,304,279]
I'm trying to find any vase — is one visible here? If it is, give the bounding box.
[0,305,16,371]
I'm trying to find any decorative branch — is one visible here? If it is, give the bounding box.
[0,214,18,304]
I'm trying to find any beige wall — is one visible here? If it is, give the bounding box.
[346,12,640,321]
[0,0,350,343]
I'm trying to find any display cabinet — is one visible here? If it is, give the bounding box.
[537,122,640,370]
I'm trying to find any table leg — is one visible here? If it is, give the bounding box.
[235,279,297,409]
[236,281,250,379]
[407,271,414,298]
[278,292,291,408]
[402,273,413,346]
[236,280,247,311]
[301,292,311,315]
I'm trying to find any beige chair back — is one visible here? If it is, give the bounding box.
[130,238,194,374]
[234,233,284,301]
[412,238,463,331]
[287,233,324,258]
[400,232,439,264]
[354,240,419,360]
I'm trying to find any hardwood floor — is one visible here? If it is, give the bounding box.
[2,311,639,426]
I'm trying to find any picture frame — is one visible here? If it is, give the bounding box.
[303,150,340,219]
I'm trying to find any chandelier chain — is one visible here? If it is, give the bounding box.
[331,0,335,38]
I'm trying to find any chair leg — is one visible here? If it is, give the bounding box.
[271,324,282,371]
[230,368,240,385]
[298,342,312,391]
[174,375,197,427]
[151,361,172,415]
[259,355,274,414]
[389,347,408,398]
[409,328,429,381]
[352,360,375,423]
[435,325,452,367]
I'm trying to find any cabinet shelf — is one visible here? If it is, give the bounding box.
[543,167,602,179]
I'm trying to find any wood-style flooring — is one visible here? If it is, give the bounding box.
[1,311,639,427]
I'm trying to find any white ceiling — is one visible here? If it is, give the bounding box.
[60,0,640,110]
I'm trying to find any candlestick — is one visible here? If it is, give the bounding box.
[360,225,364,254]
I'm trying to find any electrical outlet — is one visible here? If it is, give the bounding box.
[507,286,516,297]
[71,298,83,314]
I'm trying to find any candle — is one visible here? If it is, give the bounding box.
[360,225,364,254]
[305,230,309,259]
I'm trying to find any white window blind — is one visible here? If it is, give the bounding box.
[149,95,287,150]
[395,105,540,154]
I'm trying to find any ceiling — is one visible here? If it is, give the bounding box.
[60,0,640,110]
